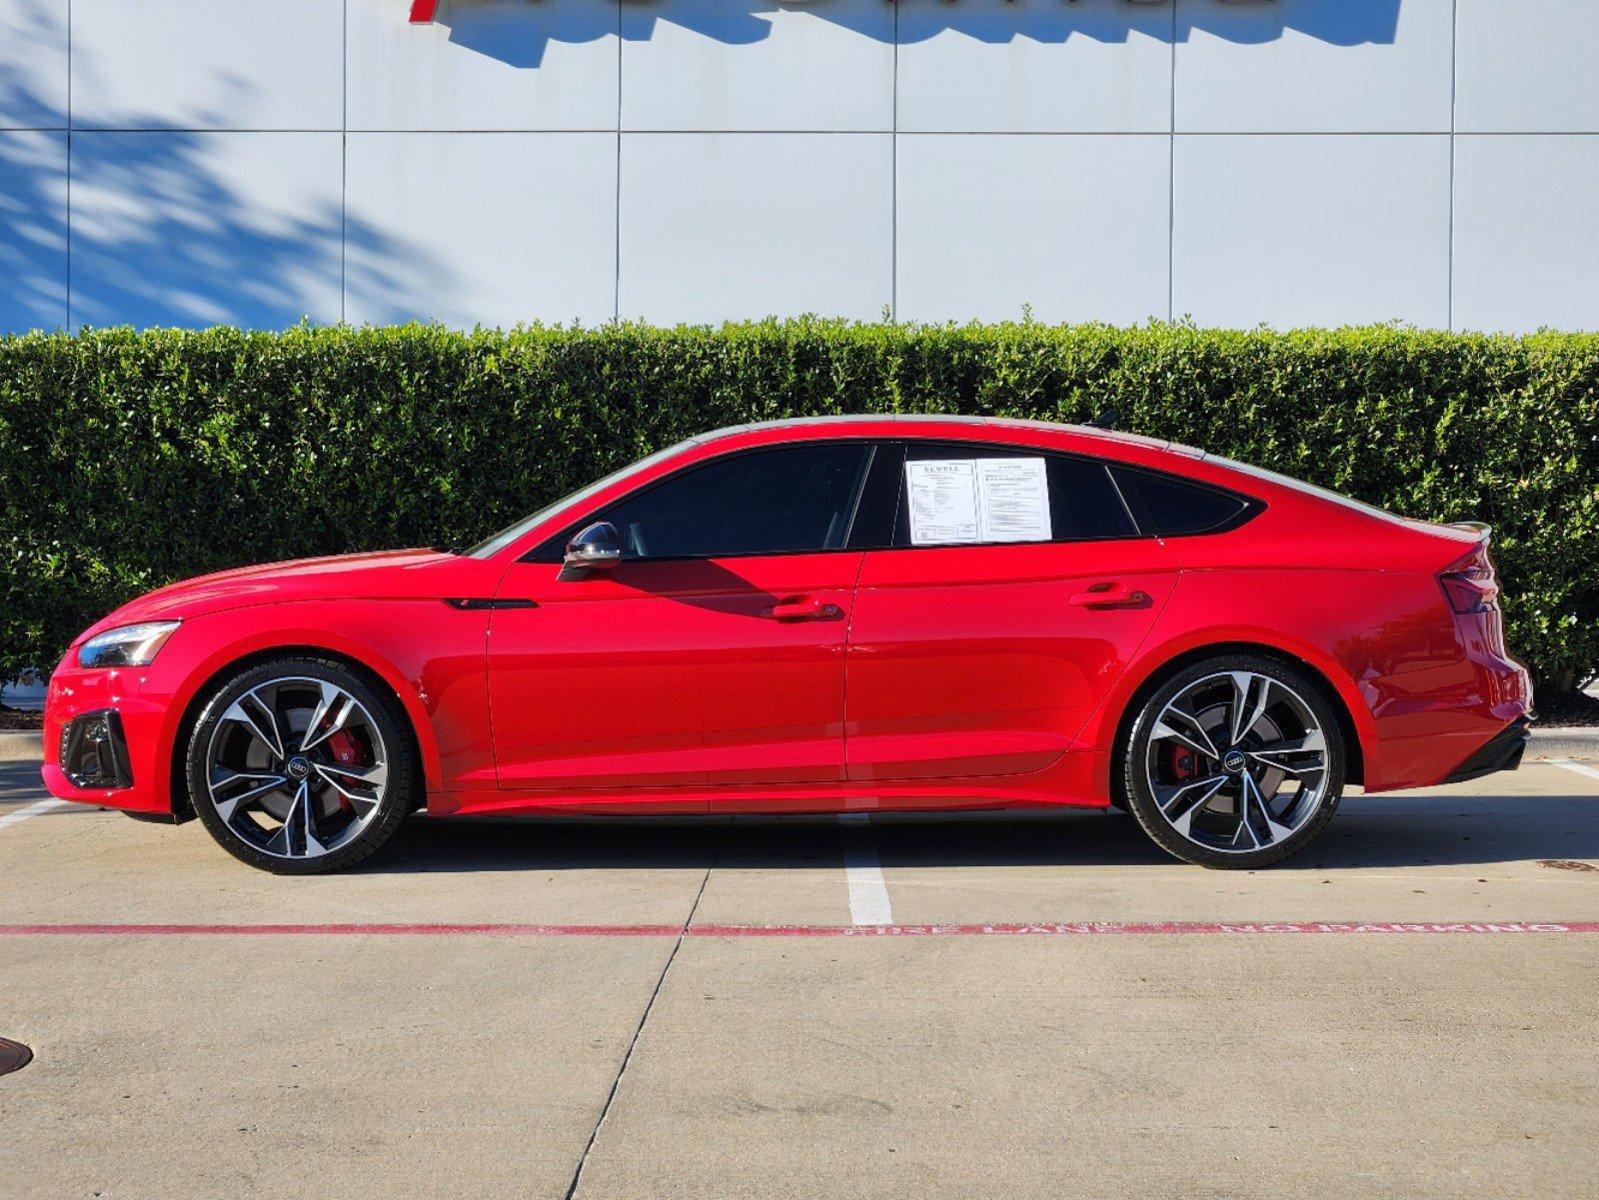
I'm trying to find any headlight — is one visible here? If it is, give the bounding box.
[77,621,182,669]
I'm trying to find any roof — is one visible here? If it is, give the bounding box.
[691,414,1179,454]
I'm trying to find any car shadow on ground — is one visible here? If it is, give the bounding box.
[363,792,1599,875]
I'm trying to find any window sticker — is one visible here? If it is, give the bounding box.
[905,457,1052,545]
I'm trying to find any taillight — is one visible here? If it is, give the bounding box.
[1439,544,1498,614]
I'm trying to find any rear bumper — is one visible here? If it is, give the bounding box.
[1442,716,1531,784]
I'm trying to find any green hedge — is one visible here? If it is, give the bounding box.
[1,321,1595,688]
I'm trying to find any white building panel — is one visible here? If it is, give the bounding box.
[0,0,68,128]
[897,0,1172,134]
[345,132,617,327]
[72,0,343,130]
[622,0,892,132]
[0,131,68,330]
[896,133,1169,324]
[1175,0,1452,133]
[1456,0,1599,133]
[69,131,344,328]
[619,132,892,323]
[346,0,620,132]
[1172,134,1451,329]
[1453,135,1599,334]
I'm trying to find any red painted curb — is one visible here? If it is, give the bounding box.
[0,921,1593,937]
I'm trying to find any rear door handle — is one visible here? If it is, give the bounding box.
[1069,582,1152,610]
[762,594,843,622]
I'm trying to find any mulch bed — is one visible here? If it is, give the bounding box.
[0,705,43,731]
[1537,688,1599,729]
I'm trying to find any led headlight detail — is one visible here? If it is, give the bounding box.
[77,620,181,669]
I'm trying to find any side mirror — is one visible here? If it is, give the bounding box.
[559,521,622,580]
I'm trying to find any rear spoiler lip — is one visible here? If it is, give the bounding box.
[1447,520,1492,539]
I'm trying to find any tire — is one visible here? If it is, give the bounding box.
[186,655,419,874]
[1119,653,1345,869]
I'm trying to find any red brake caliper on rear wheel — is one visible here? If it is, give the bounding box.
[327,730,361,812]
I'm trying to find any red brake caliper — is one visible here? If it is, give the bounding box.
[1165,742,1199,782]
[327,730,360,811]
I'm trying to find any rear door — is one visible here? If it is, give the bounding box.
[489,440,874,791]
[844,441,1179,783]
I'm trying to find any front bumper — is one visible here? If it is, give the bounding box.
[42,655,178,814]
[1442,716,1532,784]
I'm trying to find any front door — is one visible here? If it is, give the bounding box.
[488,441,875,792]
[844,441,1179,783]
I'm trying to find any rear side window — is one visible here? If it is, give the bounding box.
[594,443,873,560]
[889,442,1138,547]
[1111,466,1255,536]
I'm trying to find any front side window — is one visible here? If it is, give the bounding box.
[595,443,873,560]
[890,442,1138,548]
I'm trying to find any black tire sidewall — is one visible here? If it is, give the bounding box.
[1121,654,1345,870]
[186,656,417,875]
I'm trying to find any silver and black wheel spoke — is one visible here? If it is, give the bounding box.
[299,680,359,755]
[1145,670,1331,856]
[209,767,290,823]
[1150,702,1222,763]
[1227,671,1273,747]
[314,761,388,815]
[205,675,390,861]
[1152,775,1229,839]
[221,689,288,764]
[1246,731,1327,778]
[1238,771,1295,847]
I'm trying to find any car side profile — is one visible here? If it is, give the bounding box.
[43,416,1532,874]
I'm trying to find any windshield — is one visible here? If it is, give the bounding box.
[460,440,694,558]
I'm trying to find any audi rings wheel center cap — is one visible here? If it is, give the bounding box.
[1222,750,1247,774]
[286,757,312,780]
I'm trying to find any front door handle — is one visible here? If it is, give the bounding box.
[1069,581,1152,610]
[762,594,843,622]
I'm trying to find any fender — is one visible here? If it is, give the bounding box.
[1082,621,1378,800]
[150,610,460,813]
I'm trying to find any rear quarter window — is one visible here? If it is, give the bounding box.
[1110,466,1258,536]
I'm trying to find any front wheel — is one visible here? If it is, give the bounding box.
[1120,654,1345,869]
[186,656,418,874]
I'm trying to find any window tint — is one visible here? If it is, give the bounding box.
[597,443,872,560]
[889,442,1137,547]
[1111,466,1253,536]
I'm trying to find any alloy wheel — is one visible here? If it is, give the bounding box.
[1143,670,1331,855]
[204,676,390,861]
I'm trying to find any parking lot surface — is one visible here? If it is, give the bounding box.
[2,760,1597,1199]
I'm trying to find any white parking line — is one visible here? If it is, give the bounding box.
[1548,759,1599,784]
[0,798,69,833]
[840,813,894,926]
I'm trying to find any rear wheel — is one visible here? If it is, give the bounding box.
[186,656,417,874]
[1121,654,1345,869]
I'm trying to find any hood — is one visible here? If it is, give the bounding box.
[76,548,469,644]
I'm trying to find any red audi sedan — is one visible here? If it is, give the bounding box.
[43,416,1531,873]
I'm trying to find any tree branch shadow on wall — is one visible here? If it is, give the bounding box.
[0,0,453,333]
[427,0,1404,69]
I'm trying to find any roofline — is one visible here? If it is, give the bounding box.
[690,414,1176,453]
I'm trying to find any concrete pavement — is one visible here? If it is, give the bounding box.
[1,760,1596,1198]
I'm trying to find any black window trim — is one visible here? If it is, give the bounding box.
[524,438,880,565]
[523,436,1265,565]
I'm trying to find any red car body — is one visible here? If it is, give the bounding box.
[42,417,1531,825]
